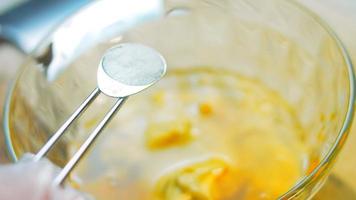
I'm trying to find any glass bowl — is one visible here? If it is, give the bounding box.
[3,0,355,199]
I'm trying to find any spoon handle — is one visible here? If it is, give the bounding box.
[34,88,100,161]
[53,97,128,186]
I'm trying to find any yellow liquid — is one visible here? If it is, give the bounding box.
[72,68,308,200]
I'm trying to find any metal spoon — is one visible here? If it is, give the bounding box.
[33,43,166,185]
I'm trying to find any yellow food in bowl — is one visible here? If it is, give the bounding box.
[71,67,308,200]
[155,157,236,200]
[145,118,192,150]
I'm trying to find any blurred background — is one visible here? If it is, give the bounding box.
[0,0,355,199]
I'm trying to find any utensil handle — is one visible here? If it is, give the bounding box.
[34,88,101,162]
[0,0,91,54]
[53,97,128,186]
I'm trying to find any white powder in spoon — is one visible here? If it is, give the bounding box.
[102,43,166,86]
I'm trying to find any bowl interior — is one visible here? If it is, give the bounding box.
[4,0,354,199]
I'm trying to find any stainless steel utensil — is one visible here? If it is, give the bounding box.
[33,43,166,185]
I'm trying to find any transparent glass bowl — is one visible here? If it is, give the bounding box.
[3,0,355,199]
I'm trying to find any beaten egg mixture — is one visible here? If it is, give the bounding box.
[71,68,308,200]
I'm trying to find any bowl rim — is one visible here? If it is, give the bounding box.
[279,0,356,198]
[2,0,355,198]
